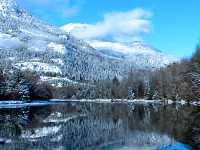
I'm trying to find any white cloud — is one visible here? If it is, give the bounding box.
[61,8,152,42]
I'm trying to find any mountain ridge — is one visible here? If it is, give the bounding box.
[0,0,177,87]
[61,23,178,68]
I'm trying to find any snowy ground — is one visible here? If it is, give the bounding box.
[14,62,62,75]
[0,100,57,109]
[50,99,187,105]
[0,99,197,109]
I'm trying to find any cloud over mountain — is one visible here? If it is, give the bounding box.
[61,8,152,42]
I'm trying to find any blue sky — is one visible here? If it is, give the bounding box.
[17,0,200,58]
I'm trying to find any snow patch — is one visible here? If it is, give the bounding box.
[0,33,25,49]
[51,59,64,66]
[0,101,55,109]
[22,125,61,139]
[191,101,200,106]
[51,134,63,142]
[40,76,79,87]
[41,76,74,82]
[43,114,86,123]
[27,40,48,52]
[0,4,3,11]
[48,42,66,54]
[20,28,57,41]
[14,62,62,74]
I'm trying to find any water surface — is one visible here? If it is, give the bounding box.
[0,100,198,150]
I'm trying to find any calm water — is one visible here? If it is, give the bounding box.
[0,101,198,150]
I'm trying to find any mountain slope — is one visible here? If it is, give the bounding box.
[87,40,177,69]
[0,0,177,87]
[61,24,178,69]
[0,0,124,85]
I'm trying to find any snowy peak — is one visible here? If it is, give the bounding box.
[127,41,160,53]
[87,40,156,55]
[61,23,178,68]
[86,39,177,68]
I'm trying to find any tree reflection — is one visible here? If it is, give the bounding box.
[0,102,198,150]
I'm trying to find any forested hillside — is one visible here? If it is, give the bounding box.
[1,46,200,102]
[59,46,200,102]
[0,0,198,102]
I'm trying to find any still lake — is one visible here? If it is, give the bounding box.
[0,100,198,150]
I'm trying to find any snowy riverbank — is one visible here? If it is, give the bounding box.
[0,99,198,109]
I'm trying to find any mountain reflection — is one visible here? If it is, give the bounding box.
[0,102,198,150]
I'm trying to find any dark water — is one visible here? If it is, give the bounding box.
[0,101,199,150]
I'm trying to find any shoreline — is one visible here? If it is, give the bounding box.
[0,99,198,109]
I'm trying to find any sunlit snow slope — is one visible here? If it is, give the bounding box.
[61,24,178,69]
[0,0,177,87]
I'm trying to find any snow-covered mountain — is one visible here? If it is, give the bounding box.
[0,0,121,84]
[0,0,177,86]
[87,40,177,68]
[61,24,178,69]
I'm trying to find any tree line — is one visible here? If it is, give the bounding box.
[0,68,53,101]
[60,46,200,101]
[1,46,200,102]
